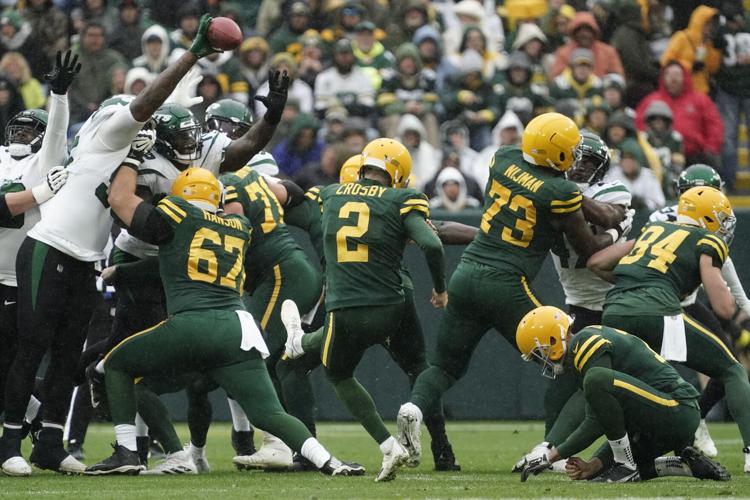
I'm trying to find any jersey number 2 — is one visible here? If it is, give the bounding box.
[480,180,536,248]
[336,201,370,263]
[619,225,689,273]
[187,227,246,290]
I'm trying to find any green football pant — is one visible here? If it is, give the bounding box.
[410,260,543,412]
[321,303,407,445]
[602,311,750,446]
[103,310,313,451]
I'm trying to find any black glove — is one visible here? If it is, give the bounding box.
[45,50,82,95]
[255,70,290,125]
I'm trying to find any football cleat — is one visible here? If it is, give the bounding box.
[693,420,718,458]
[141,449,197,475]
[431,442,460,472]
[743,447,750,473]
[66,441,85,461]
[320,456,366,476]
[376,440,409,482]
[590,462,640,483]
[30,443,86,474]
[231,428,256,456]
[281,300,305,359]
[233,433,293,471]
[681,446,730,481]
[550,460,567,473]
[85,443,141,475]
[396,403,423,467]
[2,456,32,476]
[186,443,210,474]
[289,453,318,472]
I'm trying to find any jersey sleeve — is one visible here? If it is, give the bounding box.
[154,196,188,229]
[590,181,631,207]
[95,104,147,153]
[569,327,613,374]
[399,190,430,219]
[696,232,728,268]
[197,131,233,175]
[547,180,582,215]
[247,151,279,177]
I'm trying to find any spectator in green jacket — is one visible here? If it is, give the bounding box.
[269,1,313,55]
[549,48,603,125]
[352,21,395,90]
[492,51,551,126]
[642,99,686,199]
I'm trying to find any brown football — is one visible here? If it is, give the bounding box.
[206,17,242,51]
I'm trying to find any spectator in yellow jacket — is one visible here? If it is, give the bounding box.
[0,52,45,110]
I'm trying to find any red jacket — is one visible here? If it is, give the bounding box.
[635,64,723,156]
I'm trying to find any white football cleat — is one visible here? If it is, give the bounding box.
[186,443,210,474]
[141,450,197,475]
[375,440,409,482]
[281,300,305,359]
[58,455,87,474]
[694,419,718,458]
[2,456,32,476]
[396,402,423,467]
[233,432,293,470]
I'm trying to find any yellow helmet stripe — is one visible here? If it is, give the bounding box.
[698,238,727,263]
[551,194,583,206]
[613,379,678,407]
[575,338,610,372]
[161,198,187,217]
[573,334,601,370]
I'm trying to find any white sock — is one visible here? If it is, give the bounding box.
[41,422,64,430]
[190,442,204,453]
[654,456,692,477]
[135,413,149,437]
[379,436,396,455]
[300,437,331,468]
[115,424,137,452]
[609,434,636,468]
[227,398,252,432]
[24,396,41,423]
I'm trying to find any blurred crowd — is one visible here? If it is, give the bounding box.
[0,0,748,212]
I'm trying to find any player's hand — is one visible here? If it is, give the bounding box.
[101,265,118,285]
[32,166,68,204]
[431,289,448,309]
[607,208,635,241]
[565,456,602,480]
[520,452,551,482]
[255,70,290,125]
[512,442,550,473]
[124,125,156,169]
[45,50,81,95]
[189,14,220,58]
[166,66,204,108]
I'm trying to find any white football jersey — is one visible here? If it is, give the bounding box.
[28,98,146,261]
[0,93,69,285]
[551,181,632,311]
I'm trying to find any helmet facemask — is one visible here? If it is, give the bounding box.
[158,125,202,166]
[715,209,737,246]
[6,119,45,157]
[566,153,610,186]
[206,117,250,140]
[522,333,567,379]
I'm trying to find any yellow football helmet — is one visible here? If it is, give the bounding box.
[171,167,221,210]
[339,154,362,184]
[361,138,412,188]
[521,112,581,172]
[516,306,572,378]
[678,186,736,244]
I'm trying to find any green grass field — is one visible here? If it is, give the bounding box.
[3,421,748,499]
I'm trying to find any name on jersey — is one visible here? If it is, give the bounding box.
[504,164,544,193]
[335,183,387,198]
[201,210,244,230]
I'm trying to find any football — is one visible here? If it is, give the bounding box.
[207,17,242,51]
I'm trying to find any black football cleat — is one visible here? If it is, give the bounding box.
[432,442,461,472]
[231,429,256,456]
[85,443,141,475]
[681,446,731,481]
[30,442,86,474]
[590,462,640,483]
[320,456,366,476]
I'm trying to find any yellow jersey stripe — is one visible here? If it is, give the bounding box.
[575,338,610,371]
[404,198,429,206]
[551,195,583,206]
[698,236,728,261]
[322,312,335,367]
[400,205,430,217]
[573,335,600,369]
[308,186,320,194]
[613,379,679,407]
[161,198,187,217]
[156,204,183,224]
[103,320,167,364]
[520,276,542,307]
[550,203,582,214]
[698,238,727,262]
[260,265,282,330]
[683,314,738,362]
[305,191,319,201]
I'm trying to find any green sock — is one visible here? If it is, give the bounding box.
[410,366,456,414]
[135,385,183,453]
[332,377,390,444]
[722,363,750,446]
[301,326,324,353]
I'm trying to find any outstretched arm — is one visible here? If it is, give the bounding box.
[0,167,68,221]
[432,220,478,245]
[581,197,626,229]
[555,209,617,261]
[587,240,635,283]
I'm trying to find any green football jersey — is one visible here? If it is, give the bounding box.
[463,146,582,278]
[284,185,324,265]
[319,179,429,310]
[222,167,302,289]
[605,221,728,316]
[153,196,250,315]
[566,325,699,403]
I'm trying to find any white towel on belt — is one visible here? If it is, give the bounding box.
[660,315,687,362]
[235,310,269,359]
